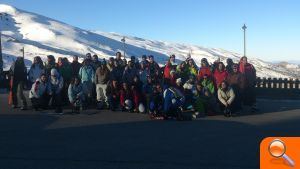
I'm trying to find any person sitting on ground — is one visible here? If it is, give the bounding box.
[106,80,120,111]
[120,82,134,112]
[29,74,49,111]
[143,76,154,113]
[163,82,185,119]
[149,84,164,119]
[131,76,145,113]
[48,68,64,114]
[68,77,85,113]
[201,74,215,95]
[192,82,206,117]
[217,81,236,117]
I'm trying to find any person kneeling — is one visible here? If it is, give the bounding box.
[68,77,85,114]
[217,81,236,117]
[29,74,49,111]
[120,83,134,112]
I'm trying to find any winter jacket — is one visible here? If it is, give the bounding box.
[29,78,48,99]
[148,62,160,76]
[58,64,72,83]
[95,67,109,84]
[28,65,45,83]
[70,61,82,77]
[122,67,138,84]
[44,62,56,76]
[201,79,215,95]
[239,63,256,87]
[120,89,134,107]
[218,87,235,106]
[10,60,27,83]
[106,84,120,99]
[49,71,64,95]
[110,67,123,82]
[226,73,246,90]
[213,70,228,88]
[139,69,149,84]
[188,66,198,77]
[78,65,95,83]
[198,66,212,80]
[163,61,172,79]
[68,83,84,103]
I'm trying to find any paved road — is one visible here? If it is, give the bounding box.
[1,93,300,169]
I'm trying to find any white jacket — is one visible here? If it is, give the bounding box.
[29,79,48,99]
[217,87,235,106]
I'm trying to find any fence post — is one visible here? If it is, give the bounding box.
[283,78,288,89]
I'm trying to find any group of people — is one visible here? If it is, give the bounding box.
[8,51,257,120]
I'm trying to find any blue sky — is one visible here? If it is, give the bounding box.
[1,0,300,61]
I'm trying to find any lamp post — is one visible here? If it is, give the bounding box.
[242,24,247,57]
[0,14,3,74]
[121,36,126,59]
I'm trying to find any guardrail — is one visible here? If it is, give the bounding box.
[256,77,300,99]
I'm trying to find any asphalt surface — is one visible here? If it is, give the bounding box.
[1,92,300,169]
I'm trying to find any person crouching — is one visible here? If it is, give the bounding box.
[48,69,64,114]
[29,74,49,111]
[217,81,236,117]
[68,77,85,114]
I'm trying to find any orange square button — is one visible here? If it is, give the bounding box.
[260,137,300,169]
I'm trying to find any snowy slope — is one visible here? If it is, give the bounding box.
[0,4,299,78]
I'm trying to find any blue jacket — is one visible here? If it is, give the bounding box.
[79,66,95,83]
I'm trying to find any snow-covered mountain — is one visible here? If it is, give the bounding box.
[0,4,299,78]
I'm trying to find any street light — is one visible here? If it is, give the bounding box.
[121,36,126,59]
[242,24,247,57]
[0,13,3,74]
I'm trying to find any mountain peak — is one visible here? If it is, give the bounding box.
[0,4,17,15]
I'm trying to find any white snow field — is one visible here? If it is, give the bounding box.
[0,4,299,78]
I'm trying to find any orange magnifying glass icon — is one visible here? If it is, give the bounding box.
[269,139,295,167]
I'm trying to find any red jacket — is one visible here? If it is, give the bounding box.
[198,66,212,80]
[163,61,172,79]
[213,70,228,88]
[239,63,256,86]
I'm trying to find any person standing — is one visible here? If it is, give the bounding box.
[70,55,82,78]
[239,56,257,112]
[95,63,110,109]
[9,57,28,110]
[78,59,95,102]
[28,56,45,86]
